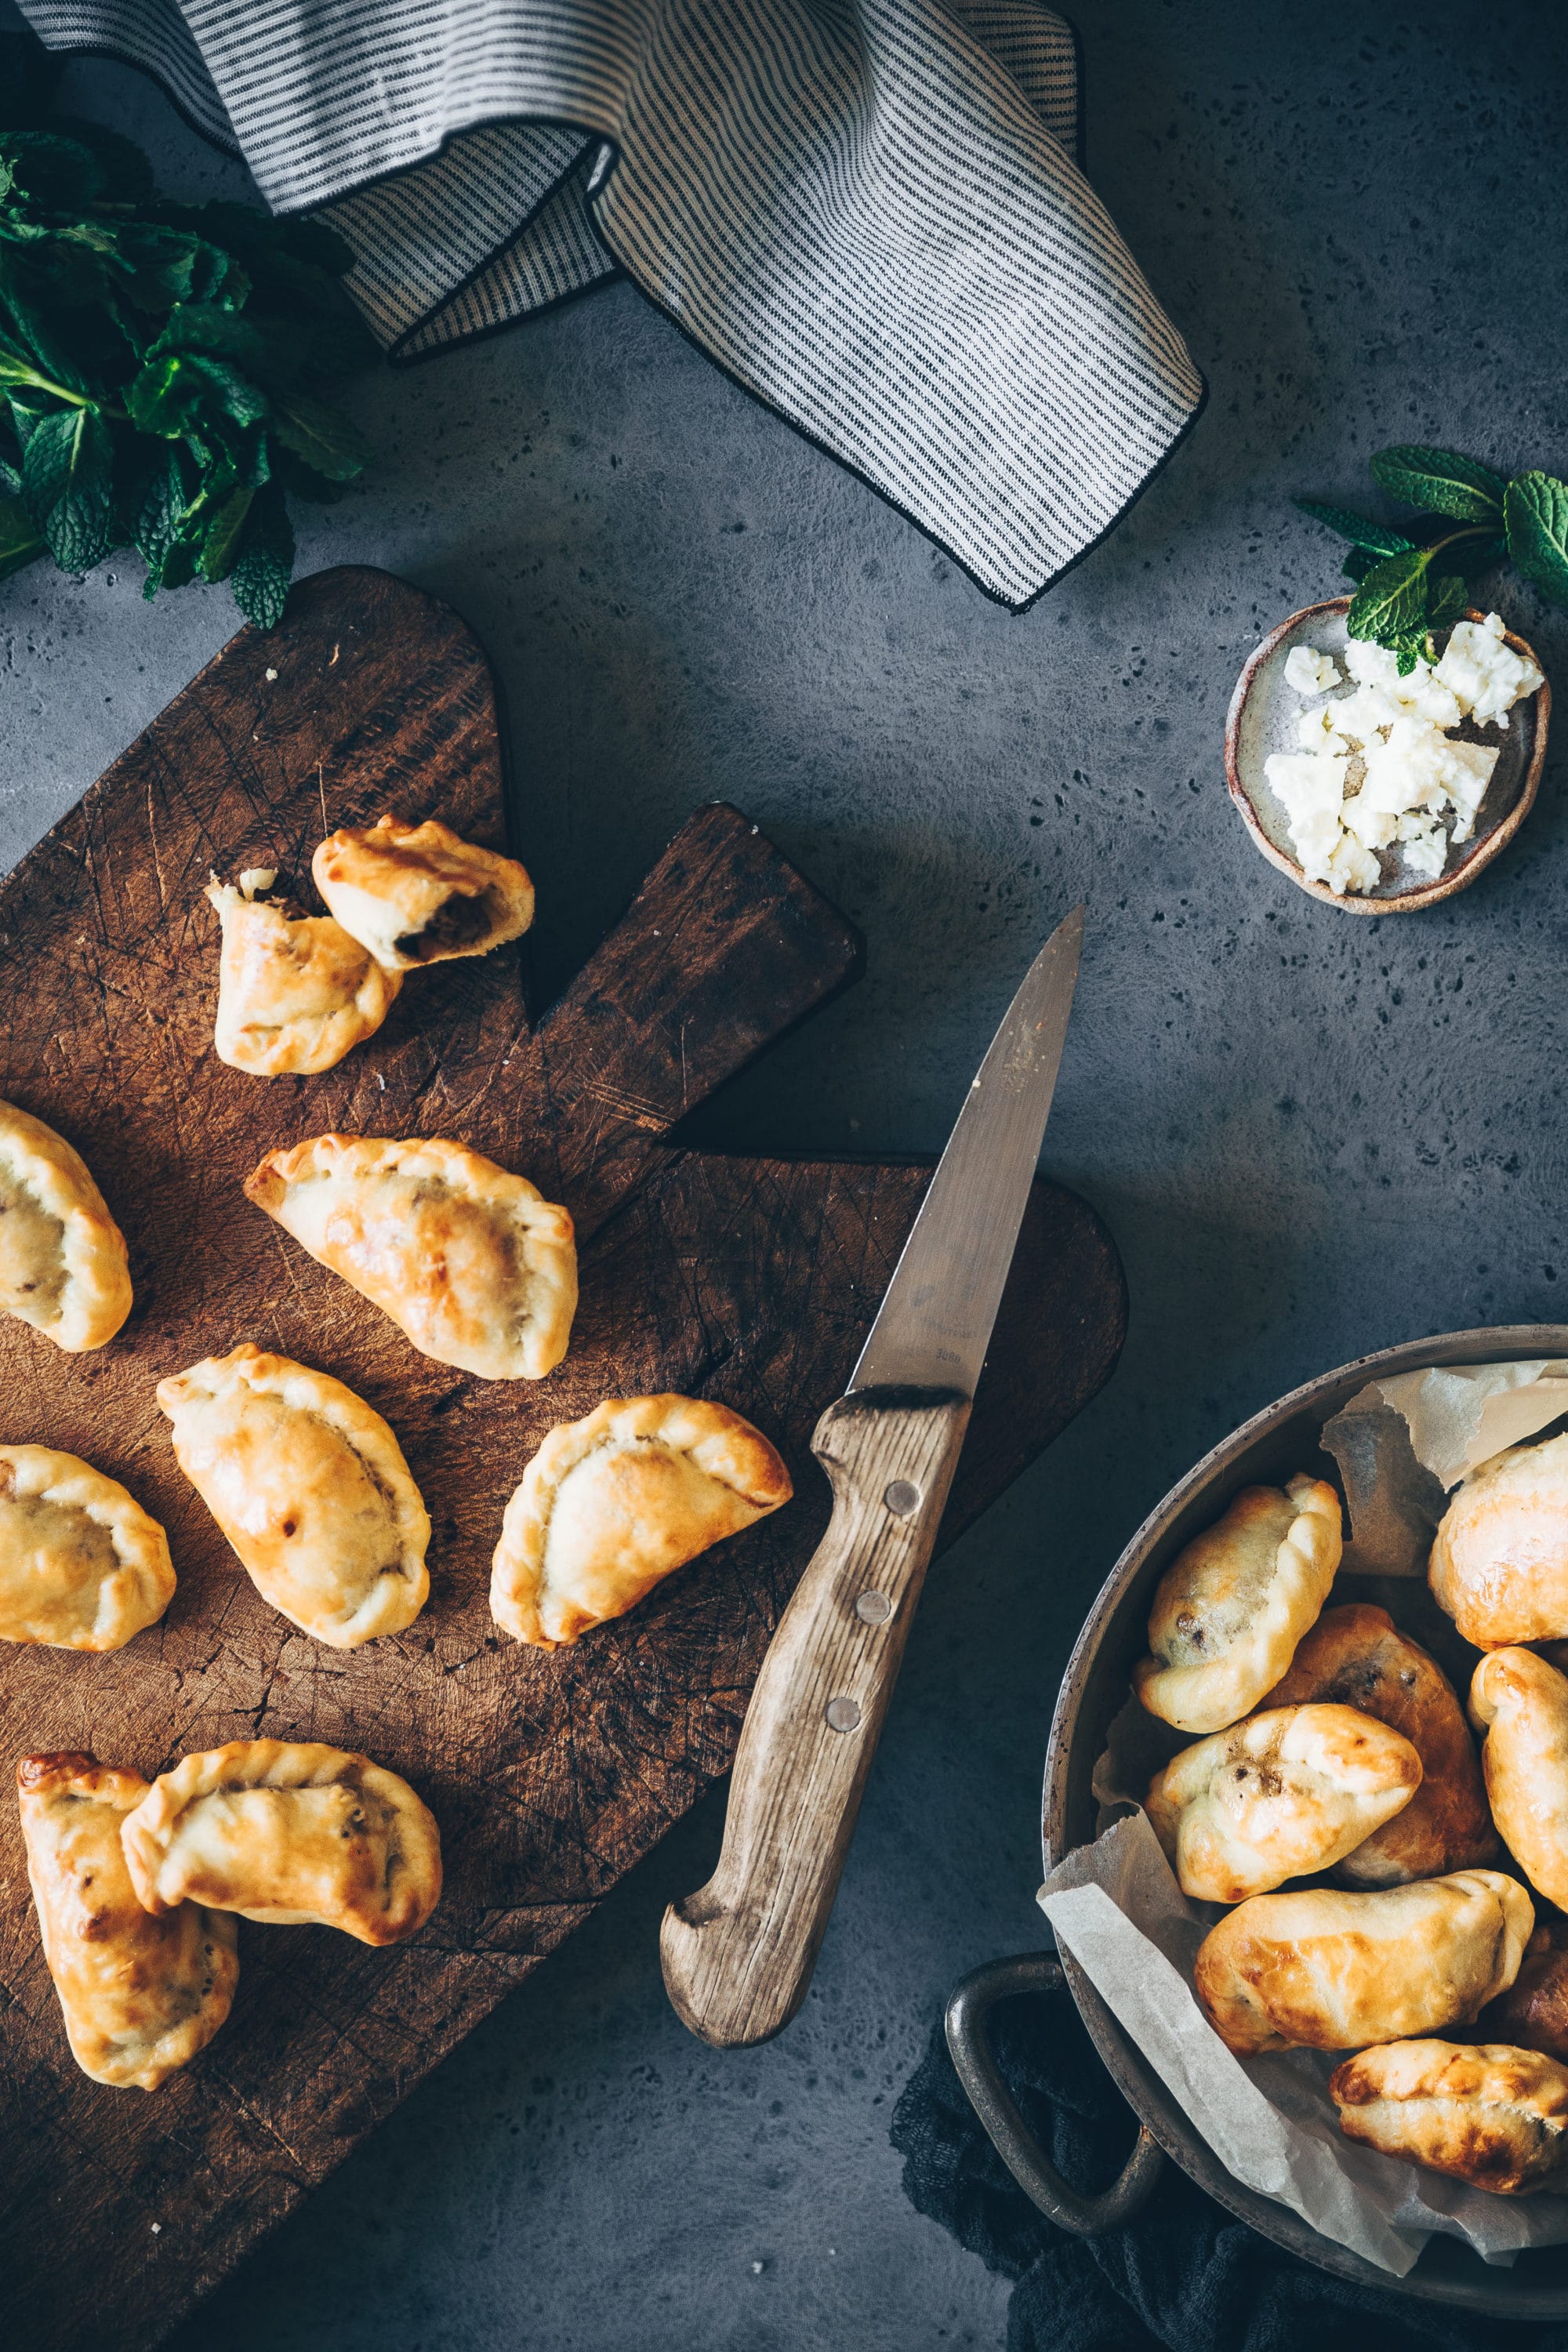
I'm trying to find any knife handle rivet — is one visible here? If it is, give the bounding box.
[825,1696,862,1733]
[884,1480,920,1517]
[855,1589,893,1624]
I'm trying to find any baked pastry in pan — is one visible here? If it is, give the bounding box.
[491,1394,793,1648]
[157,1343,430,1648]
[19,1751,238,2089]
[205,880,402,1076]
[1470,1646,1568,1909]
[1132,1475,1341,1735]
[1193,1869,1533,2055]
[121,1740,442,1946]
[1430,1432,1568,1646]
[1482,1921,1568,2062]
[0,1098,131,1352]
[0,1445,174,1650]
[1145,1702,1421,1904]
[1263,1602,1497,1885]
[312,814,534,971]
[1330,2040,1568,2195]
[244,1132,578,1381]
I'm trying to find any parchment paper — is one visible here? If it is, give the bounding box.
[1039,1813,1568,2272]
[1323,1359,1568,1573]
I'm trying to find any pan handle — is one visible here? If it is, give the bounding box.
[943,1952,1164,2235]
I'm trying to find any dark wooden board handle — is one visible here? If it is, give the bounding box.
[660,1389,970,2046]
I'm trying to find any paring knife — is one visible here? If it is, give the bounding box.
[659,905,1086,2048]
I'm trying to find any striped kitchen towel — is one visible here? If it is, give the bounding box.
[18,0,1204,608]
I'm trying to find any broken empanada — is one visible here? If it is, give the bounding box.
[0,1445,174,1650]
[1430,1434,1568,1646]
[1145,1703,1421,1904]
[244,1133,577,1381]
[121,1739,442,1946]
[0,1098,131,1352]
[313,814,534,971]
[205,879,402,1076]
[20,1751,238,2089]
[157,1343,430,1648]
[1471,1646,1568,1909]
[490,1395,793,1649]
[1193,1870,1532,2056]
[1330,2040,1568,2195]
[1262,1602,1497,1885]
[1132,1475,1341,1735]
[1481,1921,1568,2062]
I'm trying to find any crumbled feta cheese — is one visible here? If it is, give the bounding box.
[1359,716,1450,813]
[1324,833,1381,895]
[1263,750,1348,882]
[1341,792,1398,853]
[1295,705,1349,754]
[1284,644,1342,696]
[1435,612,1544,728]
[1399,820,1449,879]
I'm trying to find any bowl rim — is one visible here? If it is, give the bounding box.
[1225,600,1551,914]
[1040,1321,1568,2314]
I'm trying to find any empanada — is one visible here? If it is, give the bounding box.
[205,879,402,1076]
[1263,1603,1497,1885]
[0,1445,174,1650]
[1471,1646,1568,1908]
[244,1133,577,1381]
[157,1344,430,1648]
[0,1098,131,1352]
[121,1739,441,1946]
[1193,1870,1533,2055]
[490,1394,793,1649]
[20,1752,238,2089]
[1132,1475,1341,1735]
[1431,1435,1568,1646]
[1330,2041,1568,2195]
[1145,1703,1421,1904]
[1482,1921,1568,2061]
[312,814,534,971]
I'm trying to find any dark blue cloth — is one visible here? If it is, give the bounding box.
[889,1981,1568,2352]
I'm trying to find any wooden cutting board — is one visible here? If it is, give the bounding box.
[0,567,1127,2350]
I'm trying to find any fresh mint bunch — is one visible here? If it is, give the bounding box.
[1295,445,1568,673]
[0,66,376,629]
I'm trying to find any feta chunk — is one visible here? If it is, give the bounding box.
[1398,818,1449,879]
[1324,833,1381,895]
[1264,750,1349,883]
[1359,717,1450,814]
[1435,612,1544,727]
[1341,791,1398,853]
[1295,705,1349,754]
[1434,736,1499,840]
[1284,644,1342,695]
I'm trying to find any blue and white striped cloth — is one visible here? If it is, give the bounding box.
[20,0,1203,607]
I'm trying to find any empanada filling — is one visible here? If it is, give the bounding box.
[0,1479,118,1590]
[0,1163,67,1324]
[394,887,493,961]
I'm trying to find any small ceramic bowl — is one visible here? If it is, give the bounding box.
[1225,598,1550,913]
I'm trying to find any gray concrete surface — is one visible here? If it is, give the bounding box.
[5,3,1568,2345]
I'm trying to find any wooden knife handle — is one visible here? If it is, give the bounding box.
[659,1388,971,2047]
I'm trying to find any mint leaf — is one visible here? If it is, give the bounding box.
[1504,472,1568,612]
[1426,573,1468,630]
[0,485,42,578]
[197,482,253,581]
[230,479,294,629]
[22,404,112,570]
[1346,546,1431,645]
[1370,445,1506,522]
[1295,499,1416,555]
[270,390,369,481]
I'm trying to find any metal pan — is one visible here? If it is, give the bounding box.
[947,1325,1568,2318]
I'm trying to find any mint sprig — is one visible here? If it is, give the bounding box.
[0,41,376,628]
[1295,442,1568,666]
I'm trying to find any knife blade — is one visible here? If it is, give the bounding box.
[659,908,1086,2048]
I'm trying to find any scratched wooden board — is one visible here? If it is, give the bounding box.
[0,568,1127,2349]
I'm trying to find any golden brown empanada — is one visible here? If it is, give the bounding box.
[0,1098,131,1352]
[1262,1603,1497,1886]
[490,1394,793,1649]
[1193,1870,1533,2055]
[1481,1921,1568,2061]
[20,1752,238,2089]
[1330,2040,1568,2195]
[1431,1435,1568,1646]
[205,878,402,1075]
[0,1445,174,1650]
[1145,1704,1421,1904]
[157,1343,430,1648]
[1132,1475,1341,1735]
[1471,1646,1568,1908]
[312,814,534,971]
[244,1133,577,1381]
[121,1739,441,1946]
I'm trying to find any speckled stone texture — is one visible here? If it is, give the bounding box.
[3,2,1567,2345]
